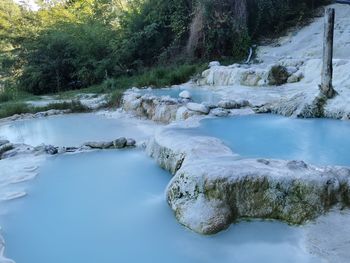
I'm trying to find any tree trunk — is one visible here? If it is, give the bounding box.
[320,8,336,98]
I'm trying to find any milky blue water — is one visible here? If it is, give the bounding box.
[2,113,343,262]
[0,113,151,147]
[0,150,320,263]
[182,114,350,166]
[139,87,221,104]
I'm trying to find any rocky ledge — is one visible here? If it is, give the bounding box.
[122,90,251,123]
[0,109,70,123]
[0,137,136,160]
[146,125,350,235]
[199,59,304,87]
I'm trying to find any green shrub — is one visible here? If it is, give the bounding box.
[268,65,289,85]
[107,89,125,108]
[0,103,31,118]
[247,0,330,38]
[0,100,88,119]
[0,89,14,103]
[41,101,89,113]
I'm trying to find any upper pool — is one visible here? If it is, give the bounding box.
[138,87,221,104]
[0,113,155,146]
[0,150,320,263]
[182,114,350,167]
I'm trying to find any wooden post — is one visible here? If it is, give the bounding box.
[320,8,336,98]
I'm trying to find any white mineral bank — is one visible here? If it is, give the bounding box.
[195,3,350,119]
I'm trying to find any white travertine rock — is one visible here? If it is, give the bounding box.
[179,90,192,99]
[122,91,182,123]
[176,106,201,121]
[287,74,300,83]
[258,4,350,62]
[186,103,210,114]
[218,100,239,109]
[286,66,298,75]
[210,108,229,117]
[146,125,350,235]
[198,62,297,87]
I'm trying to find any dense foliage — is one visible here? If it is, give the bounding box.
[0,0,329,95]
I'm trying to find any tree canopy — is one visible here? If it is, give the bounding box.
[0,0,329,94]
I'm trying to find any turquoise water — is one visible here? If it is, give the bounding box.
[0,113,151,146]
[182,114,350,166]
[139,87,221,104]
[0,150,319,263]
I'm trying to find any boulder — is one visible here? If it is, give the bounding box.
[122,91,181,123]
[186,103,210,114]
[113,137,127,149]
[60,147,79,153]
[44,145,58,155]
[286,66,298,75]
[176,106,201,121]
[218,100,239,109]
[85,141,113,149]
[126,138,136,147]
[210,108,229,117]
[202,102,218,109]
[268,65,289,85]
[179,90,192,99]
[287,74,300,83]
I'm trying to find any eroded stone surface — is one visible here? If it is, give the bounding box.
[122,92,181,123]
[122,91,218,123]
[186,103,210,114]
[146,124,350,235]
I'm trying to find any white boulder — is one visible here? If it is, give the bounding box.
[186,103,210,114]
[210,108,229,117]
[179,90,192,99]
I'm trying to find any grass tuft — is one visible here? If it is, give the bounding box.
[0,101,89,119]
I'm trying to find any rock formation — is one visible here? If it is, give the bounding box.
[146,125,350,235]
